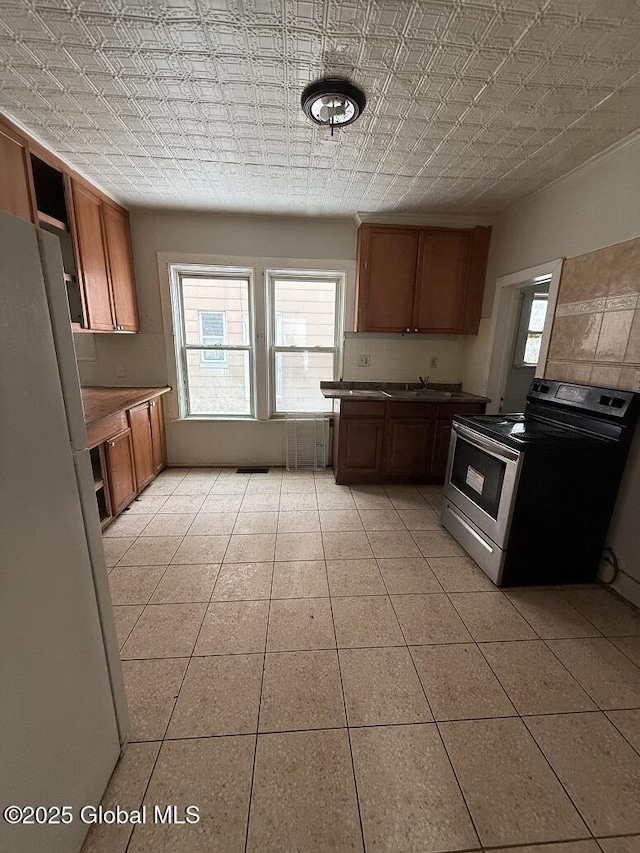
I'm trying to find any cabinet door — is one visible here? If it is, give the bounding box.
[431,420,455,477]
[356,226,419,332]
[338,418,384,476]
[70,179,114,331]
[104,429,137,515]
[128,403,155,491]
[103,203,139,331]
[384,419,434,475]
[0,124,34,222]
[414,229,470,333]
[149,397,167,475]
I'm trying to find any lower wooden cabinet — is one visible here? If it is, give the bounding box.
[334,399,485,485]
[104,428,137,515]
[149,397,167,475]
[385,418,434,476]
[88,392,168,529]
[129,402,155,491]
[337,418,385,478]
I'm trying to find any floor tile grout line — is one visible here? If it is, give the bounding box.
[600,710,640,760]
[327,573,368,853]
[474,638,594,717]
[243,550,275,853]
[538,633,637,714]
[379,562,484,849]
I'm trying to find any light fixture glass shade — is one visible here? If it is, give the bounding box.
[301,78,366,129]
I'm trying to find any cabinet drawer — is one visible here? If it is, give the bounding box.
[340,400,386,417]
[86,411,128,448]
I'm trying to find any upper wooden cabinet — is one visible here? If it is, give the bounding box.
[0,112,139,333]
[0,123,34,223]
[71,180,114,331]
[356,223,491,335]
[69,178,140,333]
[103,203,139,332]
[356,226,420,333]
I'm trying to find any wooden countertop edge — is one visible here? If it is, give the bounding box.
[82,386,171,426]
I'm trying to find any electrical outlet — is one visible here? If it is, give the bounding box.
[635,370,640,393]
[116,364,126,378]
[429,355,438,369]
[358,354,370,367]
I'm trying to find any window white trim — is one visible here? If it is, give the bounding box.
[158,253,355,423]
[168,264,256,419]
[266,268,345,416]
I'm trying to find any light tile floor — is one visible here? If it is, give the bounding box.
[83,466,640,853]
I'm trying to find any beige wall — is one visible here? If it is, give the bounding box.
[343,334,466,384]
[85,209,477,463]
[474,130,640,606]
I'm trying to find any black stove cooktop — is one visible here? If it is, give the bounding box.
[455,412,606,449]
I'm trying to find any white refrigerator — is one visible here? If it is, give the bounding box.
[0,210,129,853]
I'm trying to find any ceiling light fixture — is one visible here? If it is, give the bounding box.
[301,77,366,135]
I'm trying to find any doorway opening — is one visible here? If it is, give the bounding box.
[485,259,563,414]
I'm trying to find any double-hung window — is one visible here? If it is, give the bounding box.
[170,266,254,417]
[169,263,343,418]
[268,271,343,414]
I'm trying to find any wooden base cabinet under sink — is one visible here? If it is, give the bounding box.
[333,399,485,485]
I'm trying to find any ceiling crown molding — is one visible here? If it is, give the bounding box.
[354,211,495,228]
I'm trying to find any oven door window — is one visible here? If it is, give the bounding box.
[451,437,507,520]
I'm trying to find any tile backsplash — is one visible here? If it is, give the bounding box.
[342,333,465,383]
[546,235,640,391]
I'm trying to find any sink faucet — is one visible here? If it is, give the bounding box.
[418,375,429,388]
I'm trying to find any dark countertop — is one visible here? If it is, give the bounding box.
[320,381,489,404]
[81,386,171,425]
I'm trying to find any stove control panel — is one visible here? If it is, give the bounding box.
[527,380,637,422]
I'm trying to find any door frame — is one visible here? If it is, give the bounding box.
[485,258,563,413]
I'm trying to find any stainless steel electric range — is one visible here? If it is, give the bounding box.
[441,380,640,587]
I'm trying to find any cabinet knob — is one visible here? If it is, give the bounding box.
[414,328,419,333]
[150,401,155,407]
[107,441,115,447]
[405,328,410,333]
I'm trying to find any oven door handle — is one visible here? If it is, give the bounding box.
[453,423,520,462]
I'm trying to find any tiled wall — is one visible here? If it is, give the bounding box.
[342,334,465,383]
[546,236,640,390]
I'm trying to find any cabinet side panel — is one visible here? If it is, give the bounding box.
[461,226,491,335]
[150,396,167,474]
[0,126,34,222]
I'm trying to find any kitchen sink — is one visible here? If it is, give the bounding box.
[382,389,453,398]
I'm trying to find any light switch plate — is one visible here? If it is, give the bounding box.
[429,355,438,369]
[358,354,370,367]
[116,364,126,378]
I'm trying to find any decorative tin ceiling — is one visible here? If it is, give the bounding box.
[1,0,639,216]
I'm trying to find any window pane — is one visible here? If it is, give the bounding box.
[273,279,336,346]
[200,311,225,362]
[528,296,548,333]
[186,349,251,416]
[524,333,542,365]
[275,351,334,413]
[182,277,249,346]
